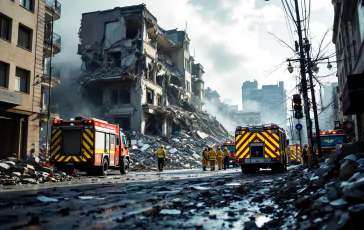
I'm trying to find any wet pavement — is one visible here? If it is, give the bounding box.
[0,167,296,230]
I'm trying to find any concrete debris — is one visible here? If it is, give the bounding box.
[269,140,364,229]
[127,103,233,171]
[0,157,79,186]
[129,127,231,171]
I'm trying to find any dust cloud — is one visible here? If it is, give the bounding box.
[204,99,237,133]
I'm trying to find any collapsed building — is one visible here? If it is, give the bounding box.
[76,4,207,136]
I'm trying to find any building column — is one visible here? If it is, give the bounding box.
[27,114,40,157]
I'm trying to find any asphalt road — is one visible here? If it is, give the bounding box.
[0,166,296,230]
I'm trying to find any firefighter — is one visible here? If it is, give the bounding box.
[202,147,210,171]
[156,145,167,172]
[223,147,230,170]
[302,144,308,167]
[216,146,224,170]
[209,146,217,171]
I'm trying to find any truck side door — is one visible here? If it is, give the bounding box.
[115,134,120,166]
[120,135,128,156]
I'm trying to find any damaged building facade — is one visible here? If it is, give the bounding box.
[77,4,205,135]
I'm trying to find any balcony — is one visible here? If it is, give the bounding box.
[45,0,61,22]
[39,103,60,124]
[41,69,60,88]
[44,30,61,57]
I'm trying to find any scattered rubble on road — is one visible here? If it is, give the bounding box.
[268,141,364,230]
[0,156,79,186]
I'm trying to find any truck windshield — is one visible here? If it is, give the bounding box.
[222,145,235,152]
[320,135,344,147]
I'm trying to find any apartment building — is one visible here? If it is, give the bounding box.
[332,0,364,140]
[241,80,287,128]
[0,0,61,159]
[77,4,205,135]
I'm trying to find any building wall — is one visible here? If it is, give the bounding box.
[0,0,45,158]
[332,0,364,140]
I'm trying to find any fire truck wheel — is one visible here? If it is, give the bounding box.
[99,158,109,176]
[120,158,129,174]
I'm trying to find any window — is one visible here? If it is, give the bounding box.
[184,59,191,73]
[15,67,30,93]
[18,24,32,50]
[20,0,34,12]
[0,61,9,88]
[105,133,110,151]
[157,94,162,106]
[110,134,115,144]
[184,41,189,52]
[186,81,191,92]
[121,135,127,146]
[146,88,154,104]
[0,14,12,41]
[95,132,105,150]
[111,88,131,105]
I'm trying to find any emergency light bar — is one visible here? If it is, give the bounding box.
[53,119,63,125]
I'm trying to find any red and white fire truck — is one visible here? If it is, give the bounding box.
[235,124,288,173]
[314,129,348,155]
[49,117,131,176]
[221,140,238,167]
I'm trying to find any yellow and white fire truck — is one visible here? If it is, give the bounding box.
[288,144,301,164]
[49,117,131,176]
[235,124,288,173]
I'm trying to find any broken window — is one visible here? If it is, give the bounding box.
[115,116,131,131]
[111,87,131,105]
[125,18,141,39]
[107,52,121,67]
[146,88,154,104]
[157,94,162,106]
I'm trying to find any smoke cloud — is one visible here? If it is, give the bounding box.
[51,59,98,120]
[203,99,237,133]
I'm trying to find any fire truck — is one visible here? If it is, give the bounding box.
[314,129,348,155]
[288,144,301,164]
[221,140,238,167]
[49,117,132,176]
[235,124,288,173]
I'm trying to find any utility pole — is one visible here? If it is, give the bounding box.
[304,39,323,158]
[293,0,314,162]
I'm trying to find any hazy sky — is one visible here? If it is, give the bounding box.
[54,0,337,109]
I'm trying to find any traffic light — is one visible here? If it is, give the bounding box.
[293,94,303,119]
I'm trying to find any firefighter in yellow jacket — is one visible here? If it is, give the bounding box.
[156,145,167,172]
[216,146,224,170]
[223,147,230,170]
[202,147,210,171]
[209,146,217,171]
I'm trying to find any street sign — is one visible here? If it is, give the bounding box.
[295,123,303,131]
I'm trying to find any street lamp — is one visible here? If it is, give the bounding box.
[327,59,332,70]
[288,62,294,73]
[313,64,319,73]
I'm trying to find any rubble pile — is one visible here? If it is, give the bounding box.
[130,103,233,171]
[266,141,364,230]
[129,129,231,172]
[0,157,78,186]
